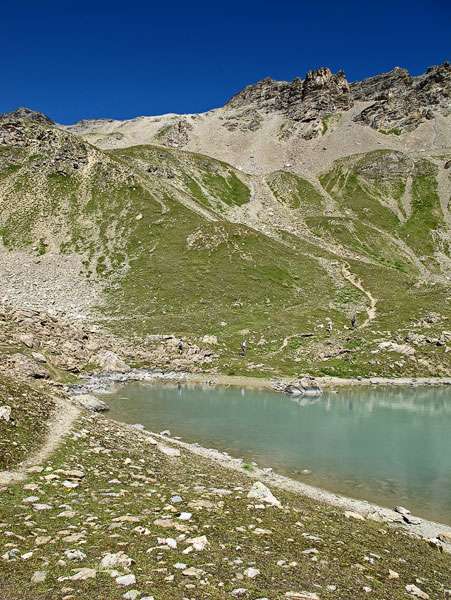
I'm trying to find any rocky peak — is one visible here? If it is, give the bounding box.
[226,77,290,111]
[351,67,412,101]
[354,61,450,132]
[225,67,352,138]
[0,107,54,126]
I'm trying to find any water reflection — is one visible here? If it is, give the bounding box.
[105,383,451,524]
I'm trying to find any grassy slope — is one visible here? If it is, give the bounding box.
[1,410,450,600]
[0,375,54,470]
[0,122,449,377]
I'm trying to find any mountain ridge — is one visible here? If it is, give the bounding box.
[0,62,450,379]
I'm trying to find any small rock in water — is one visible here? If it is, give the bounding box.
[247,482,281,507]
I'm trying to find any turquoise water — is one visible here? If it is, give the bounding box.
[105,383,451,524]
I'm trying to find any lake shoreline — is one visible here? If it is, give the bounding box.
[69,367,451,398]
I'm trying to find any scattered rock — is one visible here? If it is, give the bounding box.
[116,574,136,587]
[0,405,12,422]
[344,511,365,521]
[74,394,109,412]
[405,584,429,599]
[31,571,47,583]
[247,482,281,507]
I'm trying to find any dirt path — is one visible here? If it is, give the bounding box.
[0,398,80,486]
[342,263,377,327]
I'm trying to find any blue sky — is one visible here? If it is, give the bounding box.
[1,0,450,123]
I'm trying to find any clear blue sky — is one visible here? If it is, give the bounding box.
[2,0,450,123]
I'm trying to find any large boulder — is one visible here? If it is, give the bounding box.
[75,394,109,412]
[95,350,130,372]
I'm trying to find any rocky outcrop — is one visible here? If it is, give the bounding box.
[0,107,54,126]
[226,68,352,139]
[351,67,412,101]
[157,120,193,148]
[226,62,450,137]
[353,62,451,133]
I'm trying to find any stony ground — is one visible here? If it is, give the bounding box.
[1,404,451,600]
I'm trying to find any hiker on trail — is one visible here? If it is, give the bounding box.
[177,339,183,353]
[326,319,333,336]
[351,315,357,329]
[240,339,248,356]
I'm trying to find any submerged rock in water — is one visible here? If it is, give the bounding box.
[274,376,322,397]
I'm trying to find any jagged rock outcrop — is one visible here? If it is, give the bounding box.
[353,62,451,133]
[351,67,412,101]
[225,62,450,137]
[157,119,193,147]
[0,107,54,126]
[226,67,352,138]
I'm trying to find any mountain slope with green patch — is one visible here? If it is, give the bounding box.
[0,111,449,378]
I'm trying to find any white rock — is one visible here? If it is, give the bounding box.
[32,503,52,511]
[344,510,365,521]
[405,584,429,599]
[157,444,181,458]
[388,569,399,579]
[96,350,130,372]
[75,394,109,412]
[116,574,136,586]
[69,568,97,581]
[123,591,140,600]
[62,480,79,489]
[247,482,281,507]
[244,567,260,578]
[187,535,208,551]
[101,551,133,569]
[65,549,86,561]
[31,570,47,583]
[178,512,192,521]
[182,567,203,578]
[285,593,320,600]
[202,335,218,345]
[0,405,12,422]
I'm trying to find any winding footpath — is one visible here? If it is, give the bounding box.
[0,397,80,486]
